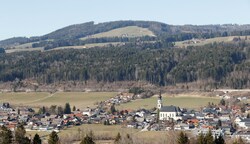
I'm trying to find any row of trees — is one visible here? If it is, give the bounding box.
[177,130,245,144]
[38,103,73,115]
[0,125,95,144]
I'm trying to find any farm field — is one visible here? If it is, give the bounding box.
[28,124,178,144]
[0,92,117,109]
[117,95,220,110]
[60,124,138,140]
[5,47,43,53]
[51,42,123,50]
[60,124,181,144]
[0,92,49,105]
[175,35,250,48]
[0,92,220,110]
[80,26,155,40]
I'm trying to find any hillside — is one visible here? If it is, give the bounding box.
[0,40,250,90]
[1,20,250,90]
[1,21,250,52]
[175,35,250,48]
[80,26,155,40]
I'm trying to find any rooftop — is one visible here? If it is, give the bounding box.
[160,105,180,112]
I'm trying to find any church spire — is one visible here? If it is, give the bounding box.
[157,90,163,109]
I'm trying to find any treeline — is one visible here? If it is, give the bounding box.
[0,42,250,88]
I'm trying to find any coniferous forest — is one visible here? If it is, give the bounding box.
[0,41,250,89]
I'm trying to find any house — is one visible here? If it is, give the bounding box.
[219,113,230,121]
[235,118,250,129]
[234,131,250,143]
[157,94,182,121]
[196,113,205,120]
[82,108,93,116]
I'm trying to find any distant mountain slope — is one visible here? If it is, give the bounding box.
[1,20,250,50]
[42,21,167,40]
[0,37,31,47]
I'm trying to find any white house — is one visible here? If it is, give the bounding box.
[235,118,250,129]
[82,108,92,116]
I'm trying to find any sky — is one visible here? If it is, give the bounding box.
[0,0,250,40]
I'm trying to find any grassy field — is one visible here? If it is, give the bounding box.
[117,95,220,110]
[175,35,250,48]
[4,42,44,53]
[59,124,181,144]
[0,92,49,105]
[0,92,219,110]
[60,124,139,138]
[51,42,123,51]
[5,47,44,53]
[0,92,117,109]
[29,124,182,144]
[80,26,155,40]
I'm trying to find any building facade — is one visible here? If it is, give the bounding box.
[157,94,181,121]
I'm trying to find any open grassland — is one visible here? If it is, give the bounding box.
[5,42,44,53]
[9,42,33,49]
[5,47,43,53]
[0,92,117,109]
[0,92,219,110]
[60,125,181,144]
[31,92,117,109]
[175,35,250,48]
[80,26,155,40]
[29,125,183,144]
[0,92,49,105]
[60,124,139,139]
[51,42,123,50]
[117,94,220,110]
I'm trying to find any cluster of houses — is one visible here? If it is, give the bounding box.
[1,92,250,142]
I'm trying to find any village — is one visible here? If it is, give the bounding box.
[1,91,250,143]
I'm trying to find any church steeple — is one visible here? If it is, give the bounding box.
[157,91,163,109]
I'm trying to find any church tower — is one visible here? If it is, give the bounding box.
[157,91,163,109]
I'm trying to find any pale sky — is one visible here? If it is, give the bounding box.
[0,0,250,40]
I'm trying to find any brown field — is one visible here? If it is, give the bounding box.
[117,94,220,110]
[80,26,155,40]
[51,42,123,50]
[0,92,117,109]
[175,35,250,48]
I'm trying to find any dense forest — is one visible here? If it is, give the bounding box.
[0,40,250,89]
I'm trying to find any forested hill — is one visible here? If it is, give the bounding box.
[0,41,250,89]
[1,20,250,90]
[1,20,250,50]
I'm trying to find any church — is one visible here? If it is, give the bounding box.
[157,93,182,121]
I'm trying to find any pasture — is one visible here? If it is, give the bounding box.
[117,95,220,110]
[175,35,250,48]
[0,92,117,109]
[51,42,123,50]
[0,92,220,110]
[80,26,155,40]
